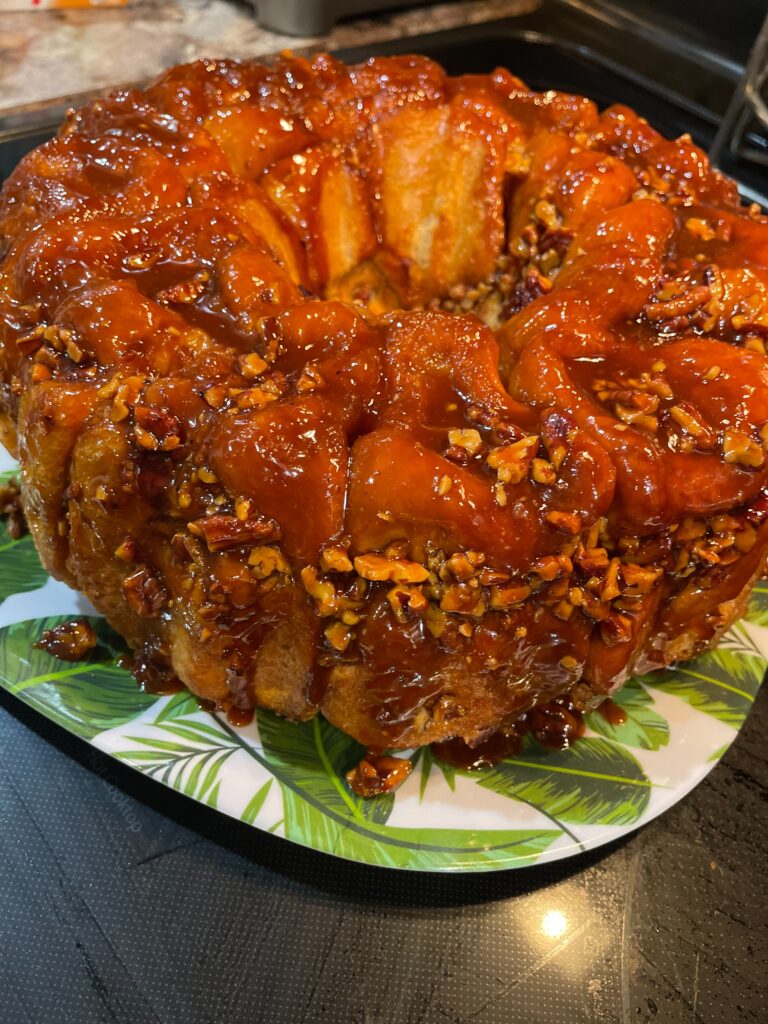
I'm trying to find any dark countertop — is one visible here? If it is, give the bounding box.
[2,683,766,1024]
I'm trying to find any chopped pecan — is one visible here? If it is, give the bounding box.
[443,550,484,581]
[296,363,325,393]
[346,754,413,798]
[171,531,205,564]
[731,290,768,332]
[477,567,511,586]
[188,514,279,553]
[599,612,633,646]
[545,510,581,535]
[301,566,338,615]
[613,399,658,433]
[111,376,144,422]
[203,384,228,409]
[134,405,183,452]
[667,402,717,448]
[685,217,716,242]
[531,457,556,485]
[353,553,429,584]
[531,554,573,581]
[734,524,757,552]
[235,384,280,410]
[387,585,428,622]
[238,352,269,379]
[600,558,622,602]
[248,545,291,580]
[34,619,97,661]
[447,428,483,456]
[16,324,46,356]
[443,445,470,466]
[0,478,26,540]
[486,435,539,484]
[675,517,708,542]
[534,198,560,230]
[424,604,448,638]
[121,565,168,617]
[324,621,354,653]
[722,428,765,468]
[620,563,663,594]
[114,536,137,563]
[439,583,486,617]
[575,546,610,574]
[579,590,611,622]
[541,412,574,471]
[30,363,53,383]
[489,583,531,609]
[320,546,354,573]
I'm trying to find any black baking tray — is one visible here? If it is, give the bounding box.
[0,0,765,205]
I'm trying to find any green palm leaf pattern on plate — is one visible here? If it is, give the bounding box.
[0,616,157,739]
[585,678,669,751]
[414,745,458,799]
[251,709,561,869]
[746,580,768,629]
[640,624,765,729]
[115,716,239,800]
[0,471,48,603]
[458,735,653,829]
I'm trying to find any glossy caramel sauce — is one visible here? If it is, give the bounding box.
[595,697,628,726]
[226,705,255,728]
[1,52,767,762]
[121,645,184,695]
[34,618,98,662]
[434,698,585,770]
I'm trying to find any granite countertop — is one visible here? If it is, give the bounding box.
[0,0,535,117]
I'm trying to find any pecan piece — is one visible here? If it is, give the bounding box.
[35,619,97,661]
[440,583,487,617]
[189,514,279,553]
[487,435,539,484]
[134,405,183,452]
[531,554,573,581]
[0,477,26,540]
[386,585,428,623]
[722,428,765,468]
[447,428,483,457]
[248,545,291,580]
[489,583,531,609]
[121,565,168,617]
[545,510,581,535]
[353,553,429,584]
[324,621,354,653]
[346,754,413,798]
[667,402,717,448]
[320,546,354,573]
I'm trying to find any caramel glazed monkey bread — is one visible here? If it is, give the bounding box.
[1,53,768,785]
